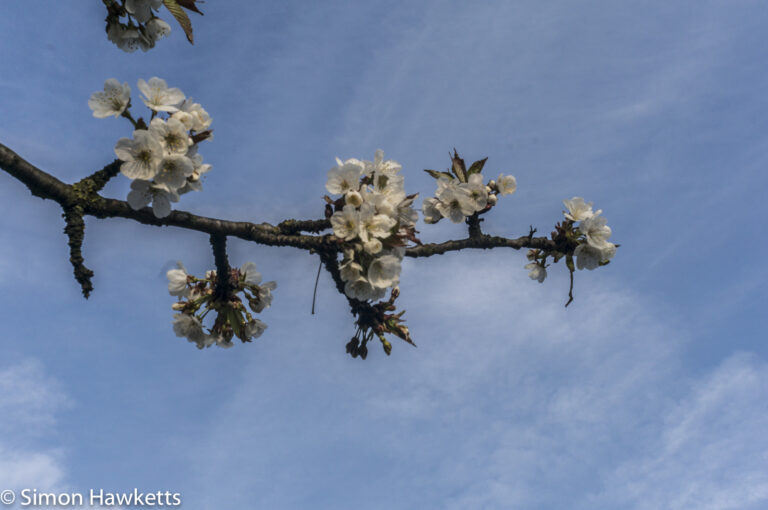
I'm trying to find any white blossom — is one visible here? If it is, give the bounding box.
[326,159,364,195]
[145,17,171,41]
[185,101,212,132]
[173,314,212,349]
[462,173,488,211]
[107,23,141,53]
[358,204,396,243]
[579,214,612,249]
[436,183,475,223]
[250,281,276,313]
[124,0,163,23]
[138,77,185,112]
[340,260,363,282]
[149,117,192,155]
[422,197,443,224]
[563,197,599,222]
[497,174,517,196]
[245,319,268,340]
[574,242,616,270]
[344,277,386,302]
[363,149,402,178]
[166,262,189,297]
[114,130,163,180]
[367,255,401,289]
[88,79,131,118]
[345,190,363,207]
[364,239,383,255]
[240,262,262,286]
[330,206,361,241]
[525,262,547,283]
[154,154,194,190]
[126,180,179,218]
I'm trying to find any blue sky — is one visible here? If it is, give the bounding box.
[1,1,767,509]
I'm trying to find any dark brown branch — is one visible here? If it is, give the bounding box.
[406,234,556,257]
[466,212,483,238]
[278,218,331,234]
[3,141,557,258]
[81,159,121,193]
[62,206,94,298]
[0,144,72,204]
[209,233,234,300]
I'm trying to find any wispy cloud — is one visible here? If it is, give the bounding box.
[176,253,768,509]
[0,360,69,492]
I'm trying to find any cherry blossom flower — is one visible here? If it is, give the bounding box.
[138,77,185,113]
[166,262,190,297]
[363,149,402,178]
[422,197,443,224]
[344,277,386,302]
[114,130,163,180]
[579,214,612,249]
[154,154,194,190]
[331,206,361,241]
[525,262,547,283]
[496,174,517,196]
[126,180,179,218]
[436,183,475,223]
[88,79,131,118]
[326,159,364,195]
[173,314,212,349]
[149,118,192,155]
[145,17,171,41]
[574,242,616,270]
[367,255,401,289]
[124,0,163,23]
[245,319,268,340]
[563,197,599,222]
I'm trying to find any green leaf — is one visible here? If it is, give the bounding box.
[467,157,488,176]
[424,169,454,180]
[163,0,194,44]
[226,307,245,341]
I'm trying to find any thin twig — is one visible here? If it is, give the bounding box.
[311,258,322,314]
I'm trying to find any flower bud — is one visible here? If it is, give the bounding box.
[487,194,498,206]
[345,191,363,208]
[171,302,186,311]
[488,179,496,189]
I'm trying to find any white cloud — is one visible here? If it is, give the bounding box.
[179,252,768,510]
[0,360,69,493]
[593,352,768,510]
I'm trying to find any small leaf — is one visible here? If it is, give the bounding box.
[191,130,212,144]
[424,169,454,180]
[451,149,467,182]
[163,0,194,44]
[467,157,488,176]
[176,0,204,15]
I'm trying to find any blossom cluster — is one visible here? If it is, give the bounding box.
[524,197,617,283]
[166,262,276,349]
[422,152,517,224]
[564,197,617,270]
[326,150,419,302]
[105,0,171,52]
[89,77,213,218]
